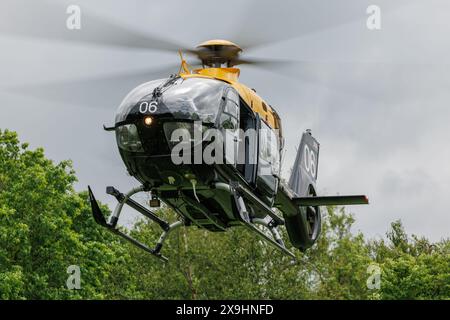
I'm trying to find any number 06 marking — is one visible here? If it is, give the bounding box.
[303,145,316,178]
[139,101,158,114]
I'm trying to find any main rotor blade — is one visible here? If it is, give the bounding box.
[246,59,449,103]
[6,64,182,109]
[233,57,295,67]
[232,0,407,50]
[0,0,185,52]
[14,59,439,110]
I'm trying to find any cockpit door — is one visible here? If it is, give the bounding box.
[218,88,240,166]
[255,118,281,202]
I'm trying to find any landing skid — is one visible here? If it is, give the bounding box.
[88,181,296,261]
[88,185,182,262]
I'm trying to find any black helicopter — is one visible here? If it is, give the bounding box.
[88,40,369,262]
[0,1,370,262]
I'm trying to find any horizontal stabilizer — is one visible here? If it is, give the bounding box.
[293,195,369,207]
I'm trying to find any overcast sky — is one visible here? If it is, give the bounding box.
[0,0,449,241]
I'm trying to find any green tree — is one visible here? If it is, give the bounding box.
[1,129,448,300]
[0,129,133,299]
[368,221,450,299]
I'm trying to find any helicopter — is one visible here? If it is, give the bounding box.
[0,1,371,262]
[87,39,369,262]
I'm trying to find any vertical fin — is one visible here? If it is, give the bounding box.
[288,131,320,196]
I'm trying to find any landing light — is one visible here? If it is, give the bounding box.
[144,116,153,126]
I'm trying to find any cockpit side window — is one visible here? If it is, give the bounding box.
[219,88,240,130]
[161,78,227,124]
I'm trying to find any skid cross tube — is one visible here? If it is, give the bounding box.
[215,182,285,226]
[252,218,285,246]
[216,182,295,259]
[106,186,169,230]
[88,185,182,262]
[242,220,295,258]
[154,221,183,253]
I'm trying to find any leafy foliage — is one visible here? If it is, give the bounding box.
[0,130,448,299]
[0,129,132,299]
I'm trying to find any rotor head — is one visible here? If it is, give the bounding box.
[194,39,243,67]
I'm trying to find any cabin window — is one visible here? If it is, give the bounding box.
[258,120,281,176]
[220,113,237,130]
[226,89,239,105]
[219,88,240,166]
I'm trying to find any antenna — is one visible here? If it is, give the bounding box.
[178,50,191,74]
